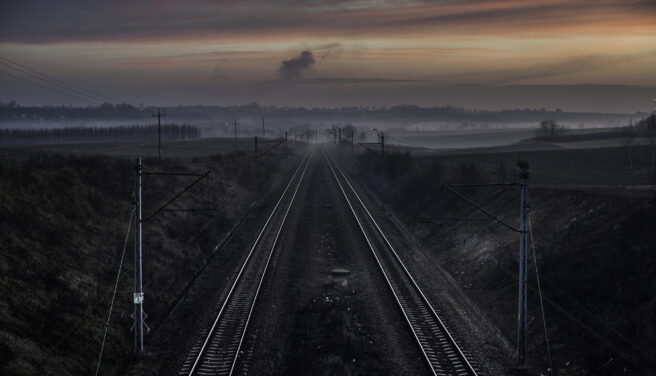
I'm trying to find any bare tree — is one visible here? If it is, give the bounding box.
[536,119,565,139]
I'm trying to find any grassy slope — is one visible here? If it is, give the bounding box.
[386,127,623,151]
[0,147,294,375]
[0,137,273,159]
[353,145,656,375]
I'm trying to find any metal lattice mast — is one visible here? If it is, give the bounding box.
[254,136,259,199]
[517,160,530,365]
[133,158,144,353]
[381,131,385,185]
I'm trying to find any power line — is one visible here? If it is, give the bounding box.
[0,56,129,104]
[528,216,553,376]
[385,134,428,149]
[0,68,99,104]
[535,255,656,364]
[440,183,519,232]
[95,208,134,376]
[0,59,107,103]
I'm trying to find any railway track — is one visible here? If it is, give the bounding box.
[324,150,480,376]
[178,150,313,376]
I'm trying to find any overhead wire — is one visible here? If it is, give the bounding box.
[385,134,429,149]
[0,58,106,103]
[46,156,255,372]
[0,56,138,106]
[0,68,100,105]
[528,216,554,375]
[95,208,134,375]
[535,256,656,364]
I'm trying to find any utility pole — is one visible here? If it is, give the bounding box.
[381,132,385,185]
[374,129,385,185]
[152,108,166,159]
[351,128,354,157]
[285,131,288,154]
[254,136,259,199]
[517,160,530,366]
[358,129,385,184]
[414,164,534,367]
[133,159,144,354]
[128,161,209,355]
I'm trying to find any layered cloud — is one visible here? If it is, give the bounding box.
[1,0,655,110]
[1,0,655,43]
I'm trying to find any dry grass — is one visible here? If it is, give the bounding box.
[0,149,296,375]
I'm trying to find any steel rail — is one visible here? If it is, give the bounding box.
[324,150,478,376]
[184,150,312,375]
[227,149,313,375]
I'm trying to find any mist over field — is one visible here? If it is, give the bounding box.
[0,102,641,148]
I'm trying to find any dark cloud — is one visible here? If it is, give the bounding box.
[301,77,430,84]
[279,51,315,80]
[258,76,430,85]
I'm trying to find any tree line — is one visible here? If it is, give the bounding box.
[1,101,639,124]
[0,124,201,144]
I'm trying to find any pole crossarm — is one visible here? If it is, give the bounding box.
[358,142,382,155]
[160,208,218,212]
[412,185,445,219]
[256,139,285,158]
[141,171,207,177]
[416,216,493,221]
[143,171,210,222]
[447,183,520,187]
[414,164,529,365]
[441,184,520,232]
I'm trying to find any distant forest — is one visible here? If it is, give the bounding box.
[0,124,200,144]
[0,101,640,124]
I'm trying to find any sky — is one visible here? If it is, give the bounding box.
[0,0,655,113]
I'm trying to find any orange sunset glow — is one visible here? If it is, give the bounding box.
[1,0,655,111]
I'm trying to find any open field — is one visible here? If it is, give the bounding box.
[436,144,652,186]
[385,127,622,151]
[0,137,297,159]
